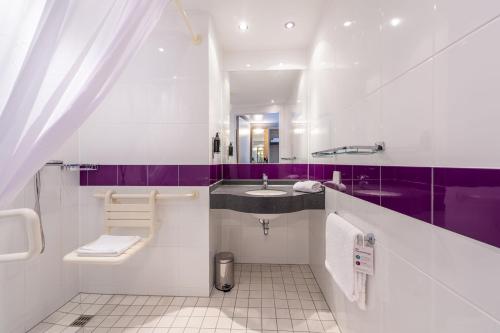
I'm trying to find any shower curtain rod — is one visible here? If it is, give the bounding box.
[173,0,202,45]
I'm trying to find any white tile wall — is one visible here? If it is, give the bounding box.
[433,17,500,167]
[0,136,80,333]
[308,0,500,169]
[79,11,211,165]
[78,186,211,297]
[217,210,309,264]
[307,1,500,332]
[309,189,500,333]
[76,11,217,299]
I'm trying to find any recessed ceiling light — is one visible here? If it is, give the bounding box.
[284,21,295,29]
[271,99,275,104]
[158,47,165,52]
[390,17,402,27]
[343,21,353,27]
[172,75,177,80]
[239,22,249,31]
[245,63,251,68]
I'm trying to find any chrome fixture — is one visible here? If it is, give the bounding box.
[44,160,98,171]
[363,233,376,246]
[34,171,45,254]
[334,211,375,246]
[281,156,297,161]
[312,142,385,158]
[259,219,270,236]
[262,173,268,189]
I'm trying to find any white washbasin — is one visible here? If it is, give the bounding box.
[245,189,287,196]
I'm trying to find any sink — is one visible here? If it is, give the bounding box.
[245,189,287,196]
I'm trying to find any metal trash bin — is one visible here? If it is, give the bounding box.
[215,252,234,291]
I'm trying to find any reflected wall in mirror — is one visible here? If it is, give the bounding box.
[229,70,308,164]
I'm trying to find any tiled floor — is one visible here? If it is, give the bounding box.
[28,264,339,333]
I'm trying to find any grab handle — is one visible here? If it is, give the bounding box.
[0,209,42,262]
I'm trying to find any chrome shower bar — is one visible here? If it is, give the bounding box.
[311,142,385,158]
[44,160,98,171]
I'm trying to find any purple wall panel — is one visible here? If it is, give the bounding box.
[87,165,117,186]
[433,168,500,248]
[223,164,308,180]
[353,165,381,205]
[118,165,147,186]
[80,163,500,248]
[179,165,210,186]
[381,166,432,223]
[148,165,178,186]
[80,170,88,186]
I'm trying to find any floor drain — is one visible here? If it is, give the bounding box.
[70,315,93,327]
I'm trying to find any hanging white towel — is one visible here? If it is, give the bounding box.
[293,180,322,193]
[76,235,141,257]
[325,213,367,310]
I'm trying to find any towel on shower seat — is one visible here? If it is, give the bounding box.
[293,180,322,193]
[325,213,367,310]
[76,235,141,257]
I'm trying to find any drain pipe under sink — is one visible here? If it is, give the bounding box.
[259,219,270,235]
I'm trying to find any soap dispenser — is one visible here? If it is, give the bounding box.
[212,132,221,158]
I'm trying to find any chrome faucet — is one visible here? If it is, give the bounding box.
[262,173,268,189]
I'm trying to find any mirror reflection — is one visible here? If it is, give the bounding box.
[229,70,307,164]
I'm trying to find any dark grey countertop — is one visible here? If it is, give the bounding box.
[210,180,325,214]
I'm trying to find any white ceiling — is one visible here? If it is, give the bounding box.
[181,0,326,52]
[229,70,301,106]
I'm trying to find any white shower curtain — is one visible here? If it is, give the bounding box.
[0,0,169,207]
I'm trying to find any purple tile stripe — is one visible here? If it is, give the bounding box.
[324,164,498,248]
[223,164,309,180]
[81,165,216,187]
[80,163,500,248]
[433,168,500,248]
[381,166,432,224]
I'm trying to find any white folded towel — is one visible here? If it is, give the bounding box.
[293,180,322,193]
[76,235,141,257]
[325,213,367,310]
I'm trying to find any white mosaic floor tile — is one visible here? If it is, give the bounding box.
[28,264,338,333]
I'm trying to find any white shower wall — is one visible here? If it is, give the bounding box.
[77,11,224,297]
[0,135,80,333]
[307,1,500,333]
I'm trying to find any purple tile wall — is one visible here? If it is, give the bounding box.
[80,163,500,248]
[353,165,381,205]
[179,165,210,186]
[381,166,432,223]
[433,168,500,248]
[81,165,216,187]
[324,164,498,248]
[222,164,309,180]
[118,165,147,186]
[148,165,178,186]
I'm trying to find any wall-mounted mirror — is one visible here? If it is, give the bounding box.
[228,70,308,164]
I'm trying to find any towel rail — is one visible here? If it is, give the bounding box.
[93,192,197,200]
[334,211,375,246]
[312,142,385,158]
